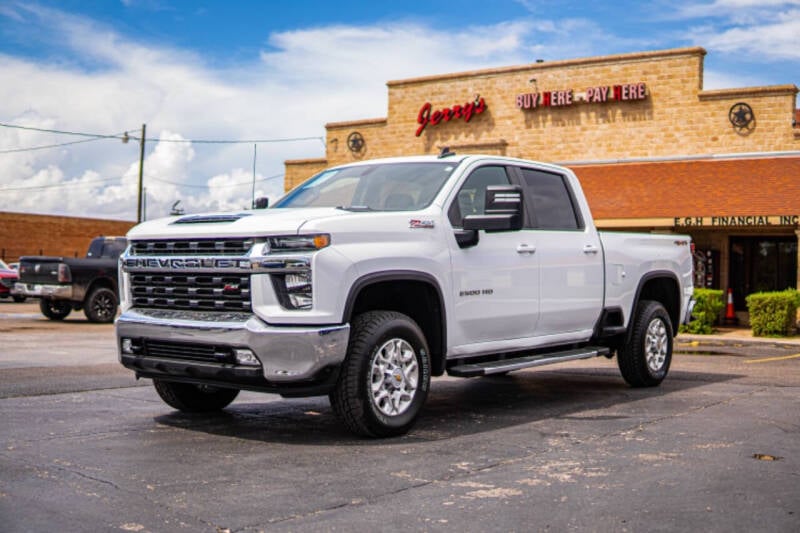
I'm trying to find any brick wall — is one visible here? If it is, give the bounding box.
[285,47,799,189]
[0,212,135,263]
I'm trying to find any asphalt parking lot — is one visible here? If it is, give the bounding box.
[1,300,799,532]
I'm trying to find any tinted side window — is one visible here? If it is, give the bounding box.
[448,166,510,227]
[519,168,581,230]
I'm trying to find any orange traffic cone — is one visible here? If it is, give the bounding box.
[724,288,738,326]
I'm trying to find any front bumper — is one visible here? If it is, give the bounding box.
[15,282,73,299]
[116,308,350,396]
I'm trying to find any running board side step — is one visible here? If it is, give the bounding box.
[447,346,611,377]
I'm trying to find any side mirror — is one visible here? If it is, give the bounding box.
[253,197,269,209]
[462,185,523,232]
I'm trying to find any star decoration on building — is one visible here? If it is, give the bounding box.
[729,102,755,134]
[347,131,365,154]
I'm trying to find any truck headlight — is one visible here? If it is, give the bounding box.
[263,234,330,254]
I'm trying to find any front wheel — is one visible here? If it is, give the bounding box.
[153,379,239,412]
[330,311,431,438]
[617,300,673,387]
[40,298,72,320]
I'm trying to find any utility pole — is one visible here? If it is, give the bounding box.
[136,123,146,223]
[251,143,257,209]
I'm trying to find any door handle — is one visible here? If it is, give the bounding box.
[583,244,599,254]
[516,244,536,254]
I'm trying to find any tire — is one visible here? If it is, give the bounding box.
[12,295,26,303]
[330,311,431,438]
[617,300,673,387]
[84,287,118,323]
[152,379,239,412]
[40,298,72,320]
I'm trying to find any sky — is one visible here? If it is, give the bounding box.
[0,0,798,221]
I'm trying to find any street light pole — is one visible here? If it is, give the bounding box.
[136,123,146,223]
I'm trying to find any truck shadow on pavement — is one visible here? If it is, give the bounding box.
[153,366,743,445]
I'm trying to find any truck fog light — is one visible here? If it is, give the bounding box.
[234,348,261,367]
[121,338,134,354]
[288,293,313,309]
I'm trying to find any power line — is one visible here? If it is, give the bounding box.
[0,122,130,140]
[0,122,324,146]
[0,176,123,191]
[0,136,121,154]
[0,173,285,192]
[134,136,324,145]
[148,173,285,189]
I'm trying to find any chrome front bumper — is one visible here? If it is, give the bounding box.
[116,308,350,392]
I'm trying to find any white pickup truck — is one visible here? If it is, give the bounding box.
[116,153,694,437]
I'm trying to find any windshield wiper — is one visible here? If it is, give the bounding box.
[336,205,374,212]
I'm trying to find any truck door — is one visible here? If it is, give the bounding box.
[515,166,604,340]
[447,165,540,348]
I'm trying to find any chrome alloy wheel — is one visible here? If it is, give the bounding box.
[645,317,669,373]
[370,337,419,417]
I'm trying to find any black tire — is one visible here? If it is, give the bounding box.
[40,298,72,320]
[83,287,118,323]
[618,300,673,387]
[12,295,26,303]
[152,379,239,412]
[330,311,431,438]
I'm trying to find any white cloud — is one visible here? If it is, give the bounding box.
[0,9,548,220]
[672,2,800,60]
[0,2,797,221]
[687,10,800,60]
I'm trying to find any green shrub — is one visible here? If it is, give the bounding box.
[745,289,800,337]
[680,288,725,334]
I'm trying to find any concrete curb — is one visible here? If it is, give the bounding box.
[677,332,800,347]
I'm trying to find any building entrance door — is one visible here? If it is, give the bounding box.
[729,236,798,310]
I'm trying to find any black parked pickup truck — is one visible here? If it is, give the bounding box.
[16,236,127,323]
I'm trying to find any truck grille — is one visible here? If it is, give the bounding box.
[143,339,235,363]
[128,237,256,312]
[130,273,251,311]
[130,238,255,256]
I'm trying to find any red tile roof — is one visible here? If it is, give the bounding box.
[570,156,800,219]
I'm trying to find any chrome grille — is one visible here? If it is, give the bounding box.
[130,238,255,256]
[130,273,251,311]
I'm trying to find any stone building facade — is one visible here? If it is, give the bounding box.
[285,47,800,319]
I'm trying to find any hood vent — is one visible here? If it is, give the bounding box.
[172,213,251,225]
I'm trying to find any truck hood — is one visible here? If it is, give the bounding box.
[126,208,350,240]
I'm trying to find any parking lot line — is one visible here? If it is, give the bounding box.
[743,353,800,364]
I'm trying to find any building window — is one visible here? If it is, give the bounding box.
[729,236,798,310]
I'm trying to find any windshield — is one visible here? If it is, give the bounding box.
[273,162,457,211]
[0,259,9,270]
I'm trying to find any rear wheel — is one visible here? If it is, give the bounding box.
[330,311,431,438]
[153,379,239,412]
[617,300,673,387]
[84,287,118,323]
[40,298,72,320]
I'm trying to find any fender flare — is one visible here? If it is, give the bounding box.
[626,270,682,342]
[342,270,448,375]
